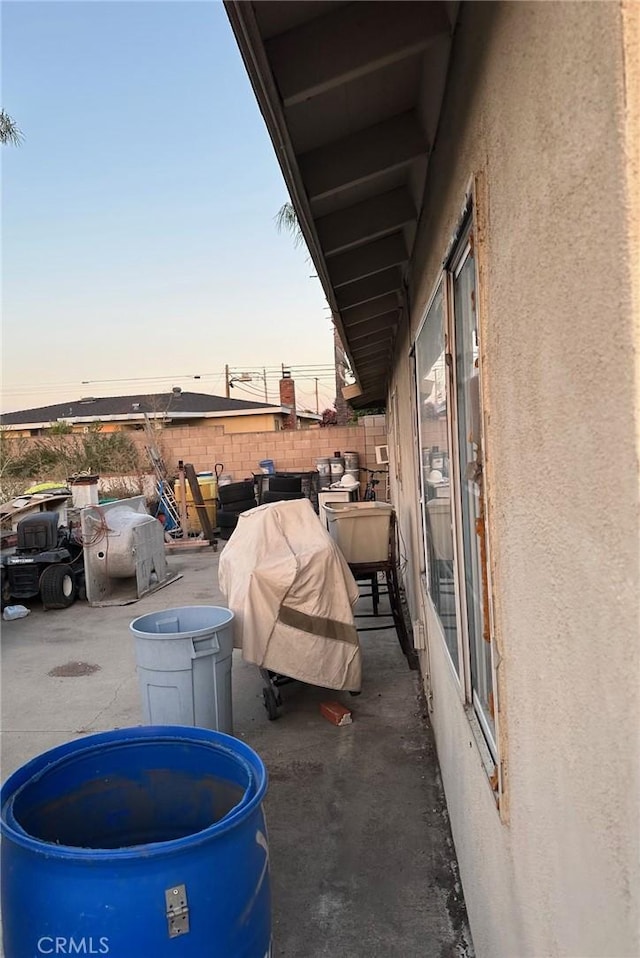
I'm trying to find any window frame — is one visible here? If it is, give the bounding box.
[413,195,500,769]
[414,278,466,693]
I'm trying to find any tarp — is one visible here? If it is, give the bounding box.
[218,498,362,691]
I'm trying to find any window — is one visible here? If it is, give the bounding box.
[414,211,497,759]
[451,226,495,749]
[389,389,402,487]
[415,284,459,672]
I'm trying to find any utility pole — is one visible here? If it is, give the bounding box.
[263,368,268,403]
[315,377,319,414]
[225,364,230,399]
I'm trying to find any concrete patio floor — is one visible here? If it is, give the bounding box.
[1,548,473,958]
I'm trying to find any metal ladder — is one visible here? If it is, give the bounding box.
[143,418,182,535]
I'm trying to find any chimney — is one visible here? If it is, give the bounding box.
[279,371,297,430]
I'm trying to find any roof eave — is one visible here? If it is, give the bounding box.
[224,1,364,400]
[0,406,322,429]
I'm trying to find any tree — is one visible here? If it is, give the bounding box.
[275,201,354,423]
[275,201,305,248]
[320,407,338,427]
[0,109,23,146]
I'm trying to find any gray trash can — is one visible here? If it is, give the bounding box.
[129,606,234,733]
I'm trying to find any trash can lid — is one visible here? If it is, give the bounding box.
[130,605,234,639]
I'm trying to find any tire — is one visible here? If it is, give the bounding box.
[268,476,302,493]
[40,564,76,610]
[218,482,256,506]
[219,499,257,515]
[261,491,305,504]
[262,686,281,721]
[218,513,239,529]
[235,501,258,514]
[1,571,12,609]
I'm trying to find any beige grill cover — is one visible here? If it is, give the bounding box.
[218,498,362,691]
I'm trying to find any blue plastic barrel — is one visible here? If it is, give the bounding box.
[1,726,270,957]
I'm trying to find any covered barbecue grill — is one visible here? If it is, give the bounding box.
[218,498,361,718]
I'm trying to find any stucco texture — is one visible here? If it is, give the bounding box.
[390,2,640,956]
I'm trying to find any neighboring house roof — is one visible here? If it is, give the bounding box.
[1,392,321,428]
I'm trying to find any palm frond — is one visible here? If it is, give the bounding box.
[0,109,23,146]
[274,201,305,248]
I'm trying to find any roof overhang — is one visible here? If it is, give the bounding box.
[0,406,322,430]
[225,0,459,406]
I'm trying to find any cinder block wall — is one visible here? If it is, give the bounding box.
[145,415,387,492]
[3,416,388,500]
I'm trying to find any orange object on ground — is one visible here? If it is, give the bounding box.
[320,701,353,726]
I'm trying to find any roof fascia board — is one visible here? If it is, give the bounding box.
[2,406,321,429]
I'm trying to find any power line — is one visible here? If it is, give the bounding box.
[2,362,340,414]
[2,368,335,392]
[229,381,269,400]
[227,366,338,374]
[1,373,224,395]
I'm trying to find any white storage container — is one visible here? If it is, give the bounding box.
[324,501,393,564]
[318,488,357,530]
[426,498,454,560]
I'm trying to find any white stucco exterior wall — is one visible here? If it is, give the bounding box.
[390,3,640,956]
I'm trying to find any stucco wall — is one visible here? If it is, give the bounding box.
[390,3,640,956]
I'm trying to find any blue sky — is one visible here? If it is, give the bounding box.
[1,1,335,413]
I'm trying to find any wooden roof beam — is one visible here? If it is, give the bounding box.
[344,310,399,340]
[352,342,393,361]
[317,187,416,255]
[300,111,427,202]
[349,330,395,351]
[328,232,407,288]
[267,2,450,108]
[340,292,400,325]
[353,345,392,368]
[335,266,402,310]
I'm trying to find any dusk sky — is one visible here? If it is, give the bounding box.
[1,1,335,414]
